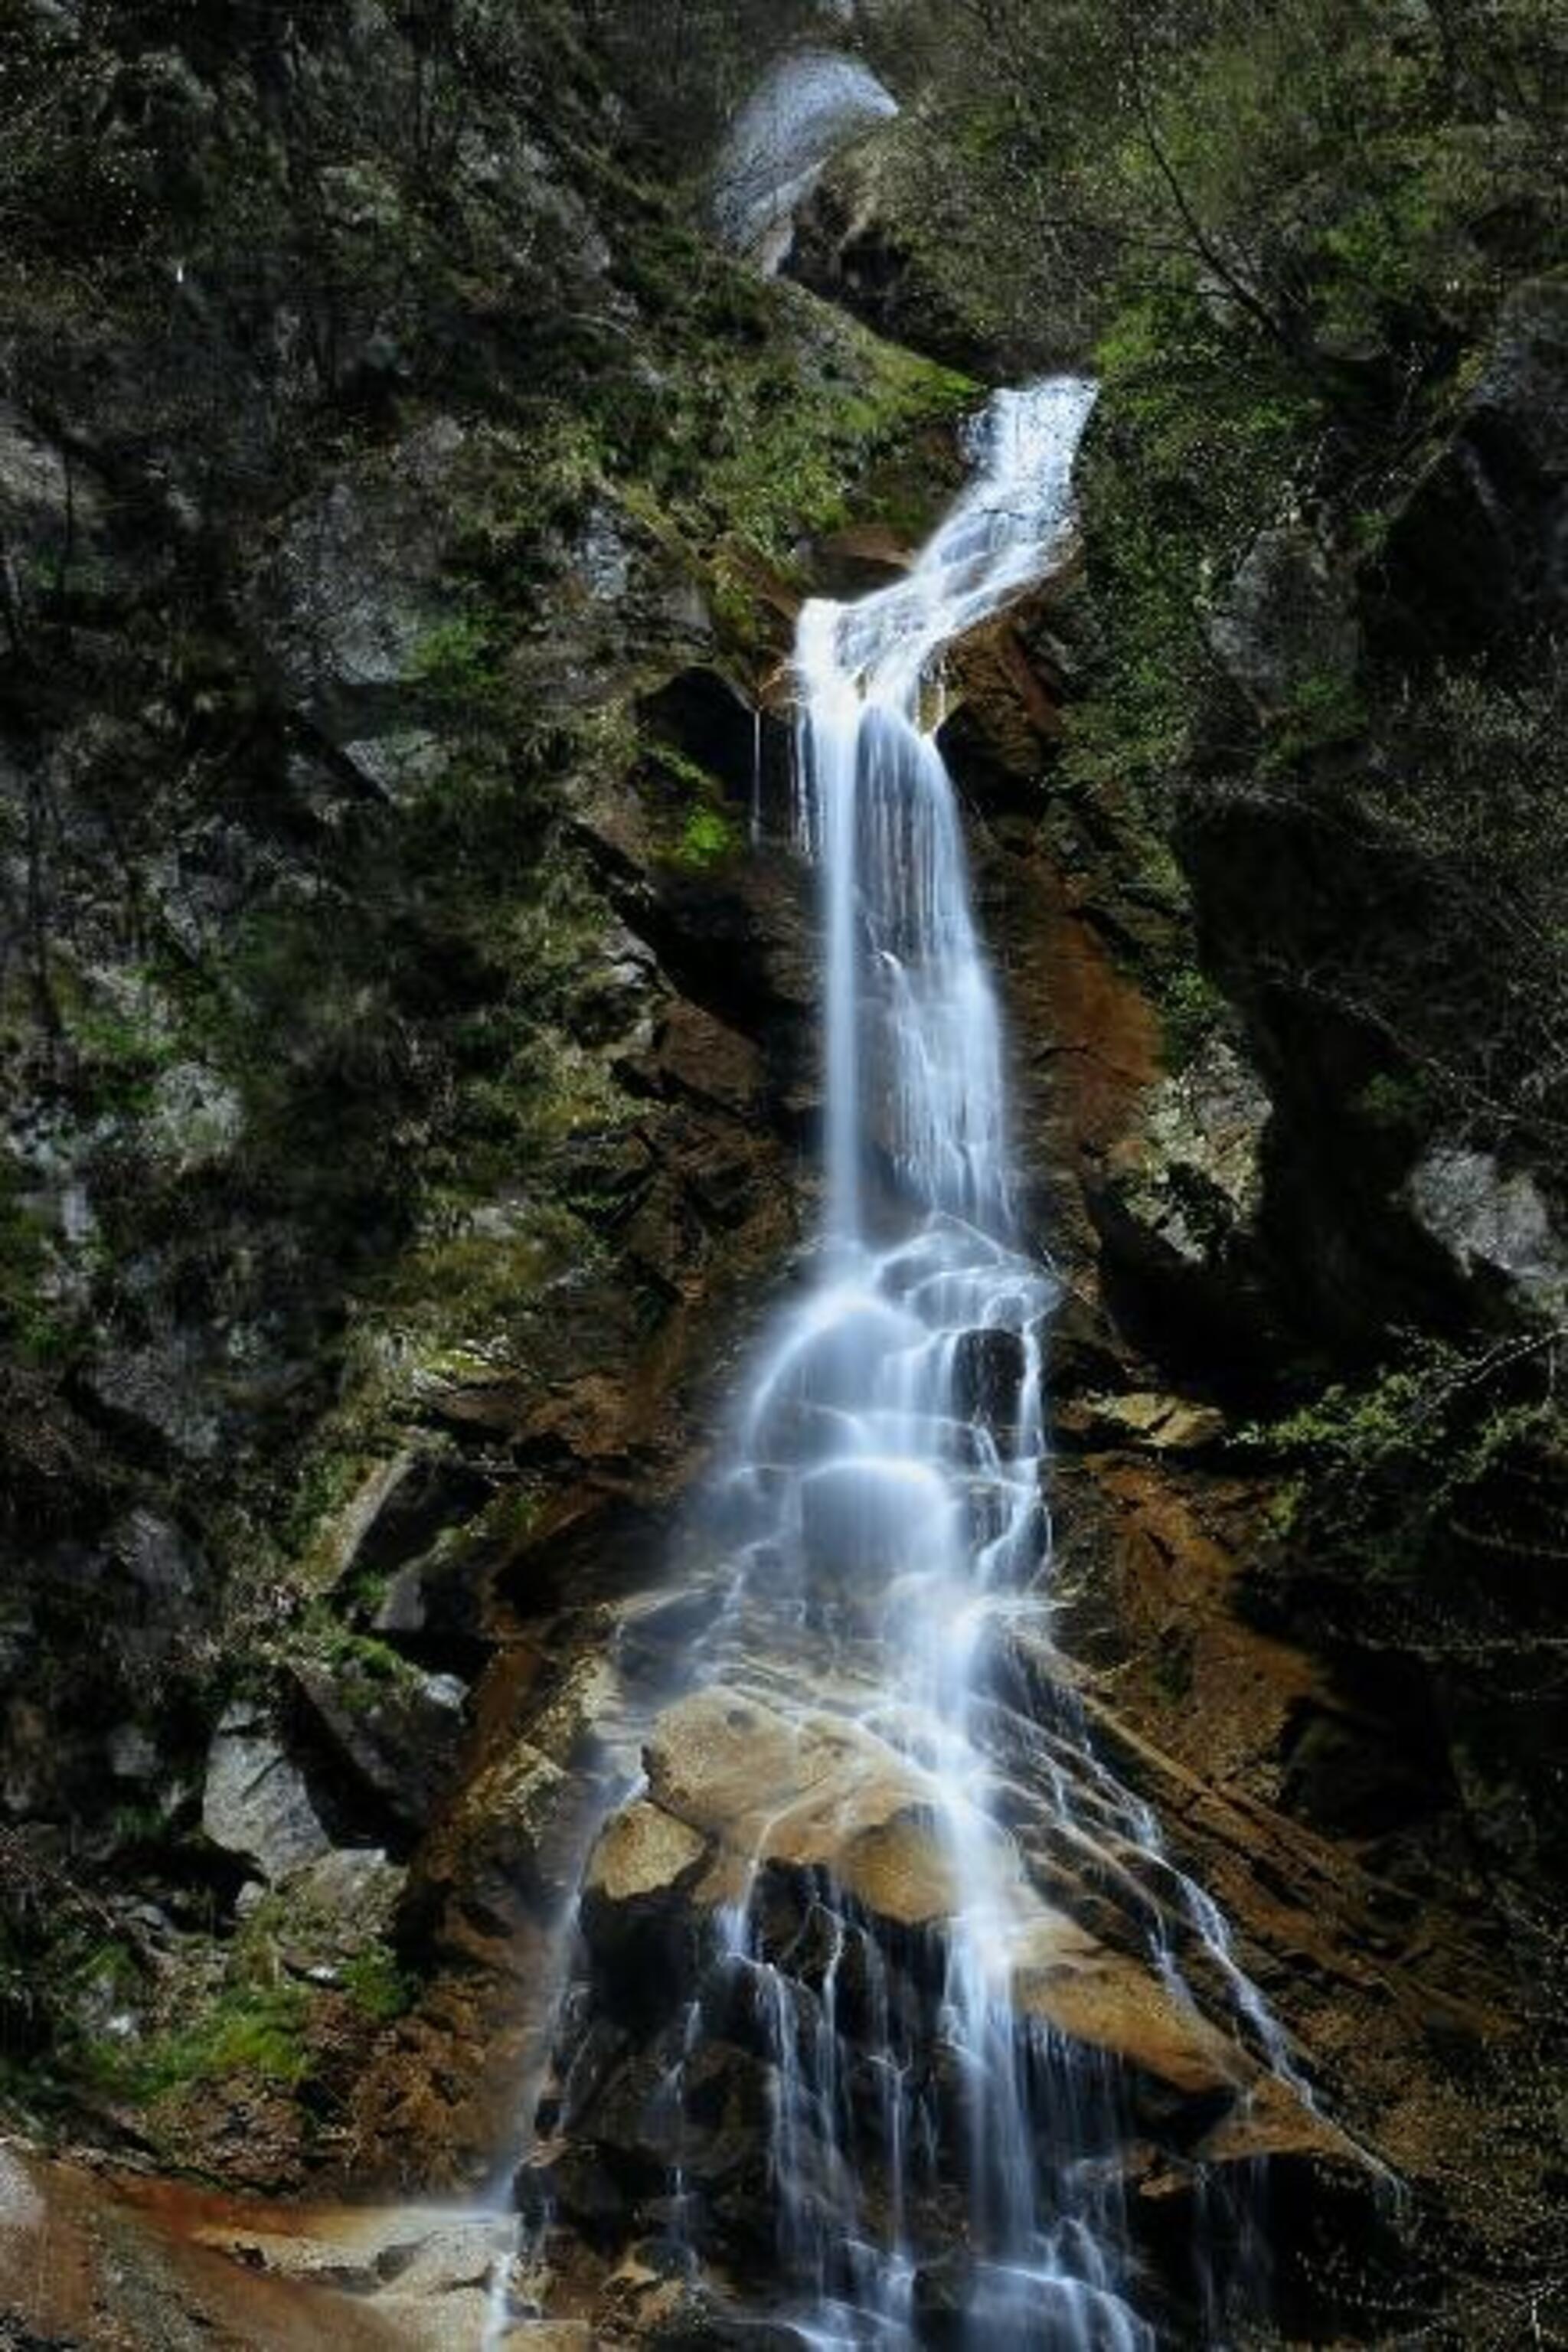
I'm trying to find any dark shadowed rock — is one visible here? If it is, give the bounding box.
[1376,273,1568,660]
[286,1659,467,1851]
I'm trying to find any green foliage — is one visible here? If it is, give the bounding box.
[1159,965,1228,1070]
[886,0,1566,374]
[341,1947,416,2023]
[307,1624,411,1690]
[1300,668,1568,1151]
[410,611,504,709]
[127,1983,315,2098]
[674,805,741,867]
[1247,1331,1566,1581]
[61,1964,314,2104]
[643,740,744,870]
[1259,667,1368,771]
[1063,281,1318,808]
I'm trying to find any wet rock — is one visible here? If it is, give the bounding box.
[624,1684,1257,2120]
[799,1455,952,1605]
[1011,1912,1246,2102]
[1134,2083,1407,2341]
[909,2253,970,2347]
[201,1704,334,1882]
[584,1799,711,1916]
[518,2141,634,2243]
[580,1800,713,1994]
[950,1325,1027,1433]
[613,1585,728,1686]
[642,1687,976,1928]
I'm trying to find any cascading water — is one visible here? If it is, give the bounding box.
[511,379,1343,2350]
[702,376,1156,2345]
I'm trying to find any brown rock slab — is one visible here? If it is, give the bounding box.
[585,1797,710,1907]
[1011,1916,1246,2099]
[642,1686,984,1928]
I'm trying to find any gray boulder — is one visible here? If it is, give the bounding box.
[1207,526,1361,718]
[201,1703,334,1881]
[1406,1143,1568,1321]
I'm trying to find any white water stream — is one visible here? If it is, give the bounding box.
[707,378,1154,2346]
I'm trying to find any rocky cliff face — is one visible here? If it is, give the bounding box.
[0,0,963,2194]
[4,5,1568,2349]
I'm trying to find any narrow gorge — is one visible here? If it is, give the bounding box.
[3,6,1566,2349]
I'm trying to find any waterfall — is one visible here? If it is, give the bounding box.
[708,376,1155,2345]
[513,379,1338,2350]
[714,50,899,274]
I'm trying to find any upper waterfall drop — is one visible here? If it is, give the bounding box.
[793,377,1097,1246]
[714,48,899,275]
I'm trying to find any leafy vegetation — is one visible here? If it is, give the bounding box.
[1249,1330,1563,1570]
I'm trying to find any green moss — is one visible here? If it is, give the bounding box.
[410,610,505,707]
[308,1623,411,1690]
[1066,279,1320,814]
[676,298,975,579]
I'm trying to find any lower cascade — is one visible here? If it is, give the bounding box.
[513,383,1367,2346]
